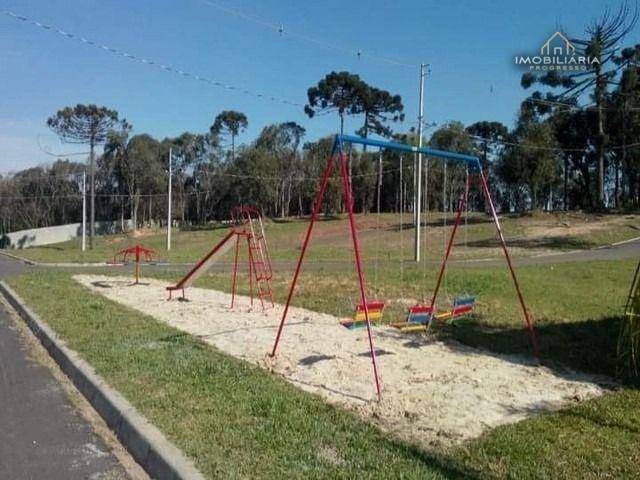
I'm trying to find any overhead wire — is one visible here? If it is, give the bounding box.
[196,0,416,68]
[462,130,640,153]
[0,9,302,108]
[525,96,640,112]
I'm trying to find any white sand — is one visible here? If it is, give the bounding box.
[75,274,610,447]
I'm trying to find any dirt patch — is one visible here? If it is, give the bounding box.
[524,213,635,239]
[74,275,610,448]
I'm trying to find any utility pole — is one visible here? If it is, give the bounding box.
[167,147,173,251]
[89,145,95,249]
[81,170,86,252]
[414,63,427,262]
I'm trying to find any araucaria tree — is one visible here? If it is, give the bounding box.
[304,71,404,138]
[47,104,128,248]
[521,2,638,207]
[305,71,365,135]
[210,110,248,161]
[357,86,404,138]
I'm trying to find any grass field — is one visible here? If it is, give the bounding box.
[5,210,640,478]
[10,211,640,264]
[7,256,640,479]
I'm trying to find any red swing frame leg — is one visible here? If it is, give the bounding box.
[230,233,241,309]
[270,154,335,357]
[270,142,383,399]
[247,236,255,308]
[478,169,540,359]
[338,151,382,399]
[427,175,470,328]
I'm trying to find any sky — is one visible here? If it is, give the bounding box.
[1,0,638,173]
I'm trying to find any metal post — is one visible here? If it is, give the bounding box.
[426,175,469,332]
[230,234,241,308]
[478,169,540,359]
[89,146,95,249]
[271,154,336,357]
[81,170,86,252]
[167,147,173,251]
[338,150,382,398]
[134,245,140,285]
[414,63,426,262]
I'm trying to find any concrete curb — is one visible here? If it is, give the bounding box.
[0,281,205,480]
[0,249,37,265]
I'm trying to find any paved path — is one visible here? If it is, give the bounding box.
[0,256,131,479]
[455,237,640,268]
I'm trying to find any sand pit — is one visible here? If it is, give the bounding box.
[74,274,610,447]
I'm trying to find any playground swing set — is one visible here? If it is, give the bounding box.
[270,133,540,399]
[166,205,274,310]
[339,151,478,331]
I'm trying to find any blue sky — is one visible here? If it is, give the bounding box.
[1,0,637,172]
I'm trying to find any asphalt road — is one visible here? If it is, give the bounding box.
[0,256,131,479]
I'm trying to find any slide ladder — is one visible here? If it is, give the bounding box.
[247,215,274,309]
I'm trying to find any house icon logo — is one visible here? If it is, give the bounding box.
[514,29,597,72]
[540,31,575,56]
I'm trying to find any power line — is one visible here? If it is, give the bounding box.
[525,96,640,112]
[1,9,303,108]
[196,0,416,68]
[463,131,640,153]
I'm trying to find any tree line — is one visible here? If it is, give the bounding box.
[2,3,640,242]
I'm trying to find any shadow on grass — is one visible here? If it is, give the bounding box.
[439,315,626,381]
[465,235,594,251]
[384,216,493,233]
[423,216,493,229]
[270,214,343,224]
[26,244,66,251]
[385,439,484,480]
[179,223,230,232]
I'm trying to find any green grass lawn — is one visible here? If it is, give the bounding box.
[7,257,640,478]
[9,211,640,264]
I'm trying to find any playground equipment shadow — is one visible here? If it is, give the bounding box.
[465,235,594,251]
[440,316,623,379]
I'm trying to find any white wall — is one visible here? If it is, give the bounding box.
[1,221,133,249]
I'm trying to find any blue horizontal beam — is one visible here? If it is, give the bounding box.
[337,134,480,168]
